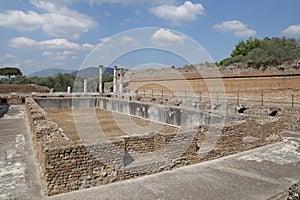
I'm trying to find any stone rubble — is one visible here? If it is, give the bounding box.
[288,181,300,200]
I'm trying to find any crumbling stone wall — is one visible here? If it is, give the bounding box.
[0,84,49,105]
[25,97,283,196]
[0,84,50,94]
[25,98,74,192]
[227,104,300,133]
[7,96,23,105]
[281,109,300,133]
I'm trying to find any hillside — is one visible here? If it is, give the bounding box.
[70,67,114,78]
[28,67,114,78]
[28,68,76,77]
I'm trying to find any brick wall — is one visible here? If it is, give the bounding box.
[25,97,283,196]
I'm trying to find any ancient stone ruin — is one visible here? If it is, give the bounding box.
[4,64,299,196]
[0,84,50,105]
[26,97,282,195]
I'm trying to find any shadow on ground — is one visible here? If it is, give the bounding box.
[0,104,10,118]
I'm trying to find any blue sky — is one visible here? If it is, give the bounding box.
[0,0,299,75]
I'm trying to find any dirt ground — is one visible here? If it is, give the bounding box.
[46,108,179,141]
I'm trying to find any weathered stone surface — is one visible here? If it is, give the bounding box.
[0,84,50,94]
[7,96,23,105]
[25,97,283,196]
[288,181,300,200]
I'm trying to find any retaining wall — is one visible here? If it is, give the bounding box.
[35,97,241,128]
[0,84,50,94]
[127,71,300,94]
[26,97,283,195]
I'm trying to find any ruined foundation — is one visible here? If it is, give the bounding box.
[25,97,283,196]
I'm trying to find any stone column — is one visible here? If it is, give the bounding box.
[119,68,124,94]
[84,79,87,93]
[113,66,117,94]
[67,86,71,94]
[99,65,103,94]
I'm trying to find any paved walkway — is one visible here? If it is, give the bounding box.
[1,105,300,200]
[0,105,42,200]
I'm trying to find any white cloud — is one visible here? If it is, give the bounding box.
[10,37,37,47]
[151,28,186,47]
[71,56,79,59]
[0,54,15,63]
[120,18,139,26]
[98,37,113,48]
[60,50,75,56]
[42,51,53,56]
[82,43,95,49]
[121,36,140,46]
[30,0,72,7]
[39,39,81,49]
[150,1,204,25]
[0,10,44,31]
[25,59,34,64]
[10,37,94,50]
[5,54,15,60]
[0,1,97,39]
[1,63,20,68]
[32,0,97,39]
[214,20,247,31]
[3,54,15,59]
[100,37,113,43]
[87,0,175,6]
[43,50,77,60]
[282,24,300,36]
[235,29,257,37]
[214,20,256,37]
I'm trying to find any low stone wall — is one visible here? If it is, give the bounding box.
[0,84,49,105]
[0,84,50,94]
[7,96,24,105]
[280,109,300,133]
[26,97,283,196]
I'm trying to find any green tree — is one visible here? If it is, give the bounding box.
[247,37,300,65]
[103,73,113,83]
[231,37,261,58]
[0,67,22,78]
[0,71,114,92]
[217,37,300,67]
